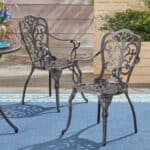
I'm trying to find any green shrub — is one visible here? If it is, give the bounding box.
[144,0,150,8]
[100,9,150,41]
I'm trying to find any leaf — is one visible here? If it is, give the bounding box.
[100,9,150,41]
[0,2,5,9]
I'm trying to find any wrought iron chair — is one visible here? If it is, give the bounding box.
[19,15,88,112]
[61,29,141,145]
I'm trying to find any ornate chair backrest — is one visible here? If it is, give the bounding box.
[19,15,53,68]
[99,29,141,83]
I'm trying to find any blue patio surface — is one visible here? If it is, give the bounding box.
[0,93,150,150]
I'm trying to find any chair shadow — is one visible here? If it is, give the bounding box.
[0,132,17,136]
[0,103,56,119]
[16,124,135,150]
[0,101,87,119]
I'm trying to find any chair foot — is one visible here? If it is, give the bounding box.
[61,129,67,136]
[102,143,106,146]
[21,101,25,105]
[15,128,19,133]
[81,92,88,103]
[97,119,100,124]
[57,109,60,113]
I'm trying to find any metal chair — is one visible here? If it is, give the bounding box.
[19,15,88,112]
[61,29,141,145]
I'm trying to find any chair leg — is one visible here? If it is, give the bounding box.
[49,71,52,97]
[101,95,112,146]
[55,79,60,112]
[22,67,34,105]
[73,63,88,103]
[102,101,109,146]
[80,92,88,103]
[97,95,101,124]
[125,92,137,133]
[61,88,77,136]
[0,107,18,133]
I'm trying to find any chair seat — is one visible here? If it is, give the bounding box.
[76,79,127,95]
[35,58,75,70]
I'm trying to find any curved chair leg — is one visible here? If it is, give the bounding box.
[102,100,109,146]
[22,67,34,105]
[97,95,101,123]
[102,103,108,146]
[80,92,88,103]
[0,107,18,133]
[101,95,112,146]
[55,79,60,112]
[61,88,77,136]
[74,63,88,103]
[49,71,52,97]
[125,92,137,133]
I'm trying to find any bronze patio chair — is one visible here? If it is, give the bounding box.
[61,29,141,145]
[19,15,88,112]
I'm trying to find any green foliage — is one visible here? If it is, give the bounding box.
[144,0,150,8]
[0,2,5,9]
[100,9,150,41]
[89,0,94,4]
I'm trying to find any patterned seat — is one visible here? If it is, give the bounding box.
[34,58,74,70]
[76,80,127,95]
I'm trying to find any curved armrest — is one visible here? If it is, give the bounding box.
[72,50,102,61]
[49,33,73,42]
[135,56,140,65]
[48,33,80,59]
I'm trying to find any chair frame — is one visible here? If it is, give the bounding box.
[0,106,18,133]
[19,15,88,112]
[61,29,141,145]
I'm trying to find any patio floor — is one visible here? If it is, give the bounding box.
[0,93,150,150]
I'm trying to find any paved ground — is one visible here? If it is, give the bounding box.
[1,101,150,150]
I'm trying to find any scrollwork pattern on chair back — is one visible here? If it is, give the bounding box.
[100,29,141,83]
[20,15,52,68]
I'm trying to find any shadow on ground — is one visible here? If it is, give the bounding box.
[16,124,134,150]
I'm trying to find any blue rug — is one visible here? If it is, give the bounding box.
[0,93,150,150]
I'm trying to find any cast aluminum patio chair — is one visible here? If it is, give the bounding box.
[19,15,88,112]
[61,29,141,145]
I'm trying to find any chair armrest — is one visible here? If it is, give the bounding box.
[73,50,102,61]
[48,33,73,42]
[135,56,140,65]
[48,33,80,60]
[71,51,102,85]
